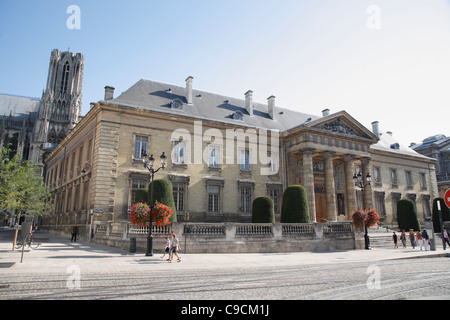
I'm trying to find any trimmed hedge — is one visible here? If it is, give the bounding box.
[252,196,275,223]
[134,189,148,204]
[281,185,310,223]
[397,198,420,231]
[148,179,177,223]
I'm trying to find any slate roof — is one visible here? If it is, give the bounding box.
[0,93,40,120]
[110,79,321,131]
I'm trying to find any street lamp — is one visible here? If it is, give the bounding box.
[353,171,372,250]
[143,152,167,256]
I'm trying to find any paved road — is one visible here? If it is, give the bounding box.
[1,227,449,304]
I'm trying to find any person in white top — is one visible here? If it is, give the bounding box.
[169,233,182,263]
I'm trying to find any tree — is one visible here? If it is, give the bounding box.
[0,144,51,219]
[281,185,310,223]
[252,196,275,223]
[148,179,177,223]
[397,198,420,231]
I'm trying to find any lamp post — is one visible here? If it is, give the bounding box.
[353,171,372,250]
[143,152,167,256]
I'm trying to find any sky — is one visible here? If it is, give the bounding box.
[0,0,449,146]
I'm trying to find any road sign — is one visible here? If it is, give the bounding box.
[445,188,450,209]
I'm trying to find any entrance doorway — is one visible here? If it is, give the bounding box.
[314,186,327,222]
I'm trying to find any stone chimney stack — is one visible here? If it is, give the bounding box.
[322,108,330,117]
[267,95,275,119]
[245,90,253,116]
[371,121,380,137]
[104,86,115,100]
[185,76,193,104]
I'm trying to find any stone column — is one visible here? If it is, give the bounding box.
[361,157,374,209]
[323,152,337,222]
[302,149,316,222]
[344,155,357,216]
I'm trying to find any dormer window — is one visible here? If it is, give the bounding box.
[390,143,400,150]
[233,111,244,121]
[171,98,183,110]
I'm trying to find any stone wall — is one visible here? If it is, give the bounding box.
[88,221,364,254]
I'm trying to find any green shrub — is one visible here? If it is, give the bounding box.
[397,198,420,231]
[281,185,310,223]
[432,198,450,232]
[134,189,148,203]
[148,179,177,223]
[252,196,275,223]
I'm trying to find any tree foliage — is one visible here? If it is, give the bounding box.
[281,185,310,223]
[252,196,275,223]
[0,145,51,219]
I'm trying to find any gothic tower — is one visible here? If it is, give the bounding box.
[30,49,84,165]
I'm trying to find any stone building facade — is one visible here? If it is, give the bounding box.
[411,134,450,197]
[41,77,438,227]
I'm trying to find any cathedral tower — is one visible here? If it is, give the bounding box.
[31,49,84,165]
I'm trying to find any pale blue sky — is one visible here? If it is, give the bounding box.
[1,0,449,145]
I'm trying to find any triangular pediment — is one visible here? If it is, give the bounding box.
[305,111,379,142]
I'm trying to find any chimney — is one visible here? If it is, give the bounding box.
[245,90,253,116]
[322,108,330,117]
[267,95,275,119]
[104,86,115,100]
[371,121,380,137]
[185,76,193,104]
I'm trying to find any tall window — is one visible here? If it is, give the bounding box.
[134,136,148,160]
[405,171,413,188]
[173,183,185,213]
[390,169,398,187]
[209,146,220,167]
[375,192,386,217]
[373,167,381,184]
[208,185,220,213]
[420,173,427,190]
[268,187,281,214]
[240,149,250,170]
[173,141,186,164]
[240,187,252,214]
[131,178,148,206]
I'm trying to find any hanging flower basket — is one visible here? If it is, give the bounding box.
[351,208,380,228]
[352,209,366,228]
[129,202,150,227]
[365,208,380,228]
[129,201,173,227]
[151,202,174,227]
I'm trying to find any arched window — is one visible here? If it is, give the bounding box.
[61,61,70,94]
[233,111,244,121]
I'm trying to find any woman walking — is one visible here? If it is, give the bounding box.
[409,229,416,249]
[169,233,182,263]
[400,230,407,249]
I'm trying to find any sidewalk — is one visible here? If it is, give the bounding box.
[0,227,448,275]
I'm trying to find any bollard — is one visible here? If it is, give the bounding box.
[130,237,136,253]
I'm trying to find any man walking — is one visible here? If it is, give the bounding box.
[71,224,79,242]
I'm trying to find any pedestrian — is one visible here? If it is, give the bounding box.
[169,233,181,263]
[71,224,79,242]
[409,229,415,249]
[400,230,407,249]
[416,231,423,250]
[161,236,171,259]
[443,228,450,247]
[422,229,430,251]
[392,232,398,249]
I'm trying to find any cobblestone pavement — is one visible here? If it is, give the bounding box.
[1,227,449,303]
